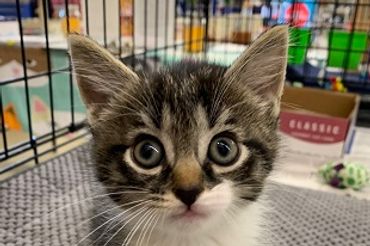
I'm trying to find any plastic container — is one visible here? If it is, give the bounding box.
[56,4,81,35]
[184,13,205,53]
[288,28,311,65]
[0,2,34,18]
[328,30,368,70]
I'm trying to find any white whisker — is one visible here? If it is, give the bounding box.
[47,190,148,218]
[145,211,163,246]
[103,206,150,246]
[122,208,154,246]
[77,200,151,246]
[136,210,157,246]
[76,199,148,227]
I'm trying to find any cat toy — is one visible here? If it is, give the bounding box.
[319,161,370,190]
[325,76,347,93]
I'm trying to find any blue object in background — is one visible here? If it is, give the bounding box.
[277,0,316,27]
[0,0,35,19]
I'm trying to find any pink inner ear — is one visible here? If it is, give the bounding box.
[223,26,288,102]
[77,77,108,106]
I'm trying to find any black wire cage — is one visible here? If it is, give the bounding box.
[0,0,369,175]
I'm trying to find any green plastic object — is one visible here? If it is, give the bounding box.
[319,161,370,190]
[328,30,368,70]
[288,28,311,65]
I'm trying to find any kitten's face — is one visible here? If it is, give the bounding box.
[69,26,288,235]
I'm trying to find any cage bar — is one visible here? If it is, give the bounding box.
[15,0,38,164]
[41,0,56,150]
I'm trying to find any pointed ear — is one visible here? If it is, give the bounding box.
[68,34,139,121]
[225,25,289,113]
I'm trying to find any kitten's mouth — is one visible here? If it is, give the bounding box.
[172,208,207,222]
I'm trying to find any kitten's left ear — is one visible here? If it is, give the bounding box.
[225,25,289,113]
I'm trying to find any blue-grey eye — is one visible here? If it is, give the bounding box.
[208,136,238,166]
[133,138,164,169]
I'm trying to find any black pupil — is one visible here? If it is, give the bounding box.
[140,143,156,160]
[217,140,231,157]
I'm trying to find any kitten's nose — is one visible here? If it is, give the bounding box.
[174,187,203,207]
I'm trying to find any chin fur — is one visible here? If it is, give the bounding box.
[88,191,265,246]
[135,201,264,246]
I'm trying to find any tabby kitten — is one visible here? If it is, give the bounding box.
[69,25,288,246]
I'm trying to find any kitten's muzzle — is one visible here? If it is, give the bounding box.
[171,156,204,207]
[173,186,204,207]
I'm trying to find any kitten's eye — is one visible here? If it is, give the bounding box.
[133,138,164,169]
[208,136,238,166]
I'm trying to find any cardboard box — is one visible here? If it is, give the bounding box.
[0,45,47,75]
[280,87,360,158]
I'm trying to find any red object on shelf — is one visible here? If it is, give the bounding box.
[285,3,309,27]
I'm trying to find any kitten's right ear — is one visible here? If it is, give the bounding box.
[68,34,139,121]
